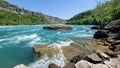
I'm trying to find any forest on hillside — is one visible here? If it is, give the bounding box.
[0,0,64,25]
[66,0,120,25]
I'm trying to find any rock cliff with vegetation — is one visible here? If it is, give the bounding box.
[0,0,65,25]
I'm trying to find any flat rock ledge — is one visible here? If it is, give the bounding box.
[43,25,72,30]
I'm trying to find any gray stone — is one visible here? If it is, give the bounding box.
[49,63,61,68]
[85,53,103,64]
[63,62,76,68]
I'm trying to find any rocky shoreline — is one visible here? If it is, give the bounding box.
[14,20,120,68]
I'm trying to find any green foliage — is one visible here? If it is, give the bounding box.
[67,0,120,25]
[0,1,62,25]
[0,10,50,25]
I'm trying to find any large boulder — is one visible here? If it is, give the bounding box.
[43,25,72,30]
[104,20,120,33]
[94,31,109,39]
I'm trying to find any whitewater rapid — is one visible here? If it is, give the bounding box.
[0,25,96,68]
[29,40,73,68]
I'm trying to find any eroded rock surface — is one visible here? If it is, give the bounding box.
[43,25,72,30]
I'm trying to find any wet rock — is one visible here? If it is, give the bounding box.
[94,31,109,39]
[106,37,115,43]
[33,45,59,58]
[14,64,31,68]
[110,40,120,51]
[70,55,84,63]
[105,52,118,58]
[104,41,111,46]
[63,62,76,68]
[91,25,104,29]
[85,53,103,64]
[111,40,120,46]
[104,20,120,33]
[98,52,110,60]
[49,63,61,68]
[43,25,72,30]
[113,35,120,40]
[62,46,81,61]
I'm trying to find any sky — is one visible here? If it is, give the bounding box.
[6,0,104,19]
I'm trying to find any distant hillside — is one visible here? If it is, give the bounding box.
[66,0,120,25]
[45,15,66,23]
[0,0,65,25]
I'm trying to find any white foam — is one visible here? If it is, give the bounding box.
[56,32,61,34]
[76,34,93,37]
[0,39,5,42]
[17,34,37,41]
[29,49,66,68]
[27,37,43,47]
[49,39,73,48]
[0,34,38,43]
[29,40,73,68]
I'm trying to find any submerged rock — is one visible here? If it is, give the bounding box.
[33,45,60,58]
[43,25,72,30]
[94,31,109,39]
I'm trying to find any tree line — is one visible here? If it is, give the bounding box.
[66,0,120,25]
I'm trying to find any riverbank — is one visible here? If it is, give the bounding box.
[13,22,120,68]
[33,20,120,68]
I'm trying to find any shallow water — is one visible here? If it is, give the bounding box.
[0,25,96,68]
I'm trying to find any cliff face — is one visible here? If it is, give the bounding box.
[0,1,65,23]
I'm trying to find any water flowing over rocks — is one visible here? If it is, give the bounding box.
[32,39,114,68]
[43,25,72,30]
[14,21,120,68]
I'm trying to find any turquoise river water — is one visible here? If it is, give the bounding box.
[0,25,96,68]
